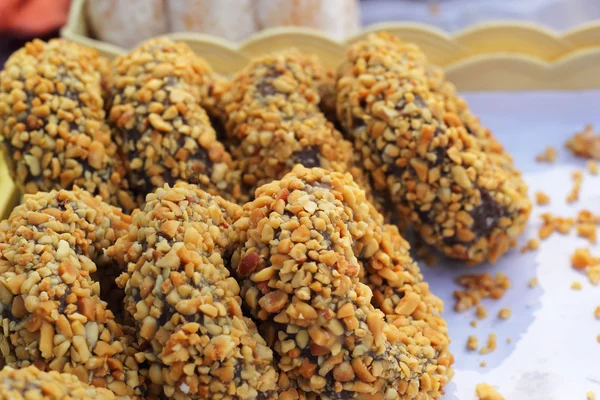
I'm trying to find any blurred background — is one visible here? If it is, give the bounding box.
[1,0,599,66]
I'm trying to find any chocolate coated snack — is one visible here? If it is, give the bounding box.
[222,50,353,202]
[0,39,132,210]
[0,189,142,398]
[233,166,451,399]
[0,365,116,400]
[336,33,531,264]
[108,183,278,399]
[109,38,240,206]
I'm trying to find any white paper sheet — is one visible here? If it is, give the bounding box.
[419,90,600,399]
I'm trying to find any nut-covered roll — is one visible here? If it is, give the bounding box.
[0,189,142,398]
[233,166,451,399]
[109,39,240,206]
[0,39,132,210]
[0,365,116,400]
[108,183,278,399]
[336,33,531,264]
[222,50,353,202]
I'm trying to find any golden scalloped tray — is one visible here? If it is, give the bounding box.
[61,0,600,90]
[2,0,600,219]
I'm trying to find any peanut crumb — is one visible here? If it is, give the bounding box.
[578,210,600,224]
[597,335,600,344]
[528,277,539,288]
[576,223,597,244]
[476,383,504,400]
[454,273,511,312]
[467,335,478,351]
[587,265,600,285]
[506,337,512,344]
[479,333,497,355]
[470,320,478,327]
[565,124,600,160]
[521,238,540,253]
[587,391,596,400]
[476,305,488,320]
[572,248,596,270]
[572,281,583,290]
[536,146,558,163]
[498,307,511,319]
[588,161,598,175]
[480,361,486,368]
[567,171,583,203]
[594,306,600,319]
[539,213,575,240]
[535,191,550,205]
[571,248,600,285]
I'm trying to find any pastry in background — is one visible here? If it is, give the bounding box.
[256,0,360,40]
[167,0,258,42]
[86,0,168,49]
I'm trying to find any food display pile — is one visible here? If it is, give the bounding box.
[0,32,531,399]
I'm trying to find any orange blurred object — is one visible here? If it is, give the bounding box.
[0,0,70,35]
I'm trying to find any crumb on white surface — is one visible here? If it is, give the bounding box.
[480,333,497,355]
[467,335,478,351]
[521,238,540,253]
[567,170,583,203]
[535,191,550,205]
[498,307,511,320]
[476,383,505,400]
[536,146,558,163]
[454,273,510,312]
[476,305,488,320]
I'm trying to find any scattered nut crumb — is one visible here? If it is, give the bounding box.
[595,306,600,319]
[566,124,600,160]
[506,337,512,344]
[521,238,540,253]
[476,305,488,320]
[572,248,596,270]
[536,146,558,163]
[588,161,598,175]
[572,281,582,290]
[539,213,575,239]
[576,223,597,244]
[498,307,511,320]
[597,335,600,344]
[454,273,511,312]
[567,171,583,203]
[578,210,600,224]
[476,383,505,400]
[470,320,478,327]
[587,390,596,400]
[587,265,600,285]
[571,248,600,285]
[480,333,497,355]
[467,335,478,351]
[528,277,539,288]
[480,361,487,368]
[535,191,550,205]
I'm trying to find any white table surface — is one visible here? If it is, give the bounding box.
[421,90,600,399]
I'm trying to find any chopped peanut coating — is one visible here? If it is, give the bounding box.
[336,32,530,264]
